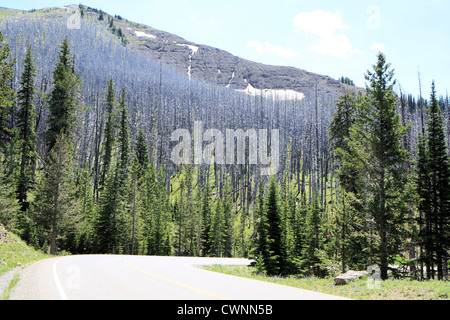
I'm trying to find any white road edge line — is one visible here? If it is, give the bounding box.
[52,259,68,300]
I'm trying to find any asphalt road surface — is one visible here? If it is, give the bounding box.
[9,255,348,300]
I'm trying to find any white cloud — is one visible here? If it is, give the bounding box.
[293,10,360,59]
[371,42,385,53]
[311,34,361,59]
[189,15,196,22]
[293,9,350,37]
[246,40,299,59]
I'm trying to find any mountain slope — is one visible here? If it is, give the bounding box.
[79,4,356,99]
[0,4,350,179]
[3,4,356,100]
[108,7,354,98]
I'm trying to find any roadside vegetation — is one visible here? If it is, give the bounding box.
[203,264,449,300]
[0,224,48,277]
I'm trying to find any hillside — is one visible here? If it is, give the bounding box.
[87,4,356,98]
[0,224,47,276]
[0,224,48,299]
[5,4,355,100]
[0,4,349,180]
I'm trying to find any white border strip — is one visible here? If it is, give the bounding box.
[52,259,68,300]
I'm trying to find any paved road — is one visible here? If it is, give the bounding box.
[9,255,348,300]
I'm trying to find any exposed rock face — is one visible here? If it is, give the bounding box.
[124,23,357,98]
[12,5,359,100]
[334,270,368,285]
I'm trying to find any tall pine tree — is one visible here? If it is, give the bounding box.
[349,53,409,279]
[16,45,37,212]
[100,78,116,189]
[0,31,15,154]
[33,133,77,255]
[265,176,286,275]
[46,37,80,152]
[416,81,450,280]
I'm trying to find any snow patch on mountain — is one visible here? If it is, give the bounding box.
[236,83,305,101]
[179,44,199,55]
[179,44,199,80]
[134,31,156,39]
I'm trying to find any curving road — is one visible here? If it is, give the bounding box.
[9,255,348,300]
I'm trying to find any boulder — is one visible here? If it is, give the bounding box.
[334,270,368,285]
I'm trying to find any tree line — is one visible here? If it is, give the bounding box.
[0,10,449,282]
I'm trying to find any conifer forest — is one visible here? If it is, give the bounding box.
[0,5,448,282]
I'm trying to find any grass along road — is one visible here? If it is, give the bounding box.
[203,265,450,300]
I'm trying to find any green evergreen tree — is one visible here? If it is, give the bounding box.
[73,166,96,253]
[142,162,157,255]
[129,132,150,255]
[329,92,360,194]
[325,189,360,273]
[416,81,450,280]
[252,180,274,275]
[0,152,20,229]
[209,195,226,257]
[302,191,326,277]
[116,88,130,193]
[221,176,233,257]
[265,176,286,275]
[201,180,212,256]
[0,31,15,154]
[349,53,409,280]
[109,88,131,253]
[100,78,116,188]
[16,45,37,212]
[415,133,429,279]
[95,169,119,253]
[46,37,80,152]
[149,166,171,255]
[33,133,77,255]
[135,128,149,169]
[292,195,307,270]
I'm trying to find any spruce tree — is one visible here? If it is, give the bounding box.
[100,78,116,188]
[129,131,150,254]
[135,128,149,169]
[221,176,233,257]
[416,81,450,280]
[253,180,274,275]
[16,45,37,212]
[415,133,429,279]
[201,181,212,256]
[117,88,130,183]
[0,31,15,154]
[33,133,77,255]
[99,87,131,254]
[142,161,157,255]
[302,192,325,277]
[46,37,80,152]
[0,152,20,228]
[265,176,285,275]
[350,53,409,280]
[149,166,171,255]
[95,169,119,253]
[329,91,360,194]
[209,196,226,257]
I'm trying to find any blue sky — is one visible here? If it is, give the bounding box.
[3,0,449,97]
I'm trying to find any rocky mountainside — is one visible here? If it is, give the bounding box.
[81,5,356,100]
[1,4,357,100]
[120,18,354,99]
